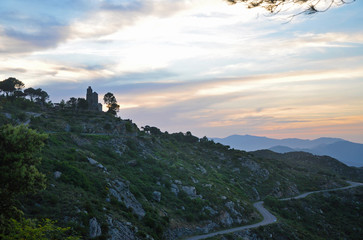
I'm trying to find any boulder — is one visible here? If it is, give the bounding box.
[181,186,196,198]
[89,217,102,238]
[54,171,62,179]
[171,184,179,196]
[153,191,161,202]
[88,157,98,165]
[203,206,218,216]
[174,180,182,185]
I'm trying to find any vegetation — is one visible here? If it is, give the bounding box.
[0,125,47,221]
[0,80,362,239]
[103,92,120,115]
[226,0,352,15]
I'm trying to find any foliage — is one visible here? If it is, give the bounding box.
[103,92,120,115]
[77,98,88,110]
[259,187,363,240]
[24,88,49,104]
[226,0,351,16]
[0,125,47,217]
[0,77,25,97]
[1,218,80,240]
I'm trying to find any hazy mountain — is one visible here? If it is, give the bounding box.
[213,135,362,167]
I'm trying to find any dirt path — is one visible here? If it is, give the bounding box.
[185,181,363,240]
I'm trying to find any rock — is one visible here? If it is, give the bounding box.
[181,186,197,198]
[152,191,161,202]
[4,113,12,119]
[225,201,241,217]
[232,168,240,173]
[171,184,179,196]
[88,157,107,172]
[252,187,260,200]
[174,180,182,185]
[203,206,218,216]
[202,183,213,189]
[97,163,107,171]
[64,124,70,132]
[88,157,98,165]
[196,165,207,174]
[89,217,102,238]
[107,216,137,240]
[220,211,233,227]
[54,171,62,179]
[127,160,138,166]
[196,221,220,234]
[241,159,269,180]
[191,176,199,183]
[109,179,145,218]
[221,196,227,200]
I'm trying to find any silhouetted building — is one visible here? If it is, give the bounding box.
[86,86,102,111]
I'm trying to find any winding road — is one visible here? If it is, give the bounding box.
[185,181,363,240]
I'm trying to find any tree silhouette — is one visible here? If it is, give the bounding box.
[0,78,24,97]
[103,92,120,115]
[225,0,353,16]
[24,88,37,101]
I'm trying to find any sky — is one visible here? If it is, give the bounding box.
[1,0,363,143]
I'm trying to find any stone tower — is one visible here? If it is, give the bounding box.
[86,86,102,111]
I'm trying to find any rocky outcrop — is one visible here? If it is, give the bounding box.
[88,157,107,172]
[220,211,233,227]
[164,221,219,240]
[203,206,218,216]
[107,216,138,240]
[89,217,102,238]
[225,201,244,224]
[109,179,145,218]
[241,159,269,181]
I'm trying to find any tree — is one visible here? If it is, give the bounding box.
[225,0,352,16]
[77,98,88,110]
[24,88,49,104]
[0,77,25,97]
[103,92,120,115]
[0,125,47,220]
[34,88,49,105]
[24,88,37,101]
[66,97,77,110]
[59,99,66,109]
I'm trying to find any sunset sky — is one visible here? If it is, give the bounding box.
[1,0,363,142]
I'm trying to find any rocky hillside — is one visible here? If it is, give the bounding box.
[1,99,362,240]
[207,186,363,240]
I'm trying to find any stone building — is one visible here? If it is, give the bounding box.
[86,86,102,111]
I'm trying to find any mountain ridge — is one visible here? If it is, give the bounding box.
[213,135,362,167]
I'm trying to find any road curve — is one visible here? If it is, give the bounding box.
[184,181,363,240]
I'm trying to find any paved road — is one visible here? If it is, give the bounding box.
[185,181,363,240]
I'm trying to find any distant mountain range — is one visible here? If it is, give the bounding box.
[212,135,363,167]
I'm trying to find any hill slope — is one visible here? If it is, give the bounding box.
[1,98,362,240]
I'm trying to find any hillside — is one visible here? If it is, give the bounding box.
[213,135,363,167]
[208,186,363,240]
[1,97,363,240]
